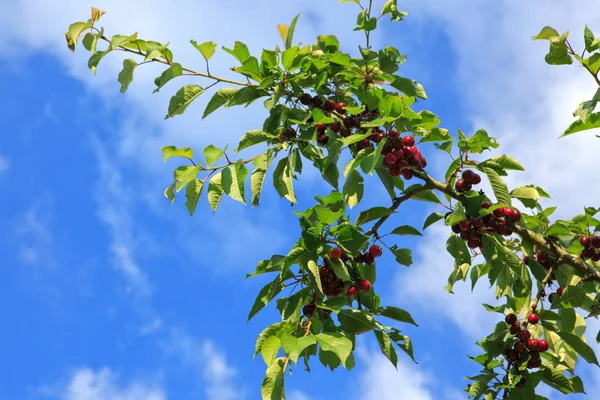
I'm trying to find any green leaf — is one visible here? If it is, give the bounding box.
[446,235,471,266]
[164,183,175,205]
[411,190,443,205]
[174,165,201,192]
[390,76,427,99]
[307,260,323,295]
[556,332,599,366]
[202,144,226,168]
[390,225,422,236]
[117,59,137,93]
[153,63,183,93]
[374,330,398,368]
[338,309,376,334]
[379,306,418,326]
[185,179,204,216]
[251,153,269,207]
[285,14,300,49]
[248,277,285,321]
[375,167,397,199]
[423,212,444,230]
[281,333,316,364]
[222,41,250,64]
[65,20,93,51]
[231,87,269,106]
[561,112,600,137]
[207,172,224,212]
[165,85,204,119]
[390,245,412,267]
[556,285,586,308]
[511,186,541,201]
[255,323,283,357]
[261,358,285,400]
[483,166,511,206]
[328,258,351,281]
[261,335,281,366]
[162,146,194,162]
[336,224,369,254]
[190,40,217,62]
[236,130,272,154]
[315,333,353,368]
[109,33,138,50]
[343,170,364,209]
[273,158,297,204]
[202,88,238,119]
[532,26,560,40]
[355,207,392,226]
[489,155,525,171]
[221,161,248,205]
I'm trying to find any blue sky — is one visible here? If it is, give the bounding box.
[1,1,600,399]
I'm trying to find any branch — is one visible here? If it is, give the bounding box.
[366,182,435,236]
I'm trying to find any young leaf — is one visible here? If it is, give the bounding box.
[343,170,364,209]
[190,40,217,62]
[207,172,224,212]
[221,161,248,205]
[315,333,353,367]
[162,146,194,163]
[154,63,183,93]
[374,330,398,368]
[251,153,269,207]
[165,84,204,119]
[117,59,137,93]
[261,335,281,366]
[185,179,204,216]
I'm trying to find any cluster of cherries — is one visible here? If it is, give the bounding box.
[455,169,482,192]
[451,202,522,249]
[287,93,428,180]
[503,313,547,386]
[302,245,379,318]
[579,234,600,261]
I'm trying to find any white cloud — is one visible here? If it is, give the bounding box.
[356,348,435,400]
[47,368,166,400]
[161,328,245,400]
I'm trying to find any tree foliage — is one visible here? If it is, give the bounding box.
[65,3,600,399]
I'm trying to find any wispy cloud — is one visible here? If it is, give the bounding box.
[38,367,166,400]
[161,328,245,400]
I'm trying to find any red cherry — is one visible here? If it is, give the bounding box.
[591,234,600,249]
[335,102,346,113]
[329,248,342,260]
[340,127,351,137]
[514,341,525,353]
[330,121,340,133]
[302,304,315,316]
[472,219,484,228]
[319,266,331,277]
[299,93,313,105]
[462,169,476,184]
[402,170,413,180]
[510,323,521,335]
[467,239,480,249]
[317,134,329,145]
[362,253,375,265]
[389,129,399,137]
[539,340,549,352]
[471,173,481,185]
[583,246,597,258]
[516,377,527,388]
[527,339,540,351]
[493,207,506,217]
[455,180,469,192]
[518,330,531,342]
[403,146,416,158]
[358,279,372,292]
[523,255,529,265]
[347,286,358,296]
[316,123,327,132]
[556,286,564,296]
[548,293,555,303]
[389,167,402,178]
[402,135,415,146]
[505,349,518,361]
[527,313,539,325]
[369,244,383,258]
[505,314,518,325]
[504,208,516,220]
[420,156,428,168]
[312,96,322,107]
[481,202,492,209]
[527,358,542,369]
[593,252,600,262]
[324,99,337,111]
[580,236,591,247]
[459,220,471,231]
[385,153,397,165]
